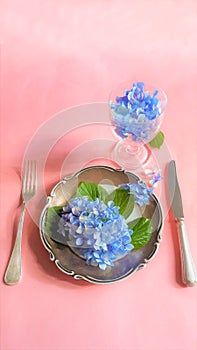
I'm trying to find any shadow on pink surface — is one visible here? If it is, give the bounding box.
[168,210,186,288]
[163,164,188,288]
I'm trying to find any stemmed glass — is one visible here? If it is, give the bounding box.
[109,82,167,169]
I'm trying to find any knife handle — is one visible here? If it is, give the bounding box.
[177,218,197,287]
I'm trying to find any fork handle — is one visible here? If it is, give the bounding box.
[4,203,26,285]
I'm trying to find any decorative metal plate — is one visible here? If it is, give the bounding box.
[39,166,163,284]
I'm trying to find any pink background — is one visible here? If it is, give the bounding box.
[1,1,197,350]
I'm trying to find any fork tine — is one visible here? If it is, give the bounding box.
[26,160,31,192]
[32,160,37,192]
[22,160,37,195]
[34,161,37,191]
[22,160,27,192]
[29,160,33,192]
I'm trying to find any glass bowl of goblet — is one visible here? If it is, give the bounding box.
[109,81,167,169]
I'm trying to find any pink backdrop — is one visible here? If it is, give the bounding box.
[1,1,197,350]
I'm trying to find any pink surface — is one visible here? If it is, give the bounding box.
[1,1,197,350]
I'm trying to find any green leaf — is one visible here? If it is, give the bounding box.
[128,217,153,250]
[127,218,141,229]
[45,206,63,234]
[107,188,134,219]
[76,181,108,202]
[98,186,108,202]
[149,131,164,149]
[45,206,69,245]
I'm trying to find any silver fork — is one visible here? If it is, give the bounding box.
[4,160,37,285]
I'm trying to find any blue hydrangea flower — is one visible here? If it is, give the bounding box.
[58,196,133,270]
[144,170,162,189]
[119,182,153,206]
[148,173,162,187]
[110,82,162,142]
[119,173,161,206]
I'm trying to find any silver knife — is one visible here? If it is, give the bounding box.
[168,160,197,286]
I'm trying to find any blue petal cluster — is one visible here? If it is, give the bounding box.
[119,181,153,206]
[119,173,162,206]
[148,173,162,187]
[110,82,162,141]
[58,196,133,270]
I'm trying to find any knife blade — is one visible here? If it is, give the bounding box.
[168,160,184,219]
[168,160,197,286]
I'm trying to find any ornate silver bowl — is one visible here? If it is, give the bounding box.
[39,166,163,284]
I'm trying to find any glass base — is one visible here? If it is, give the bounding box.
[112,138,151,170]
